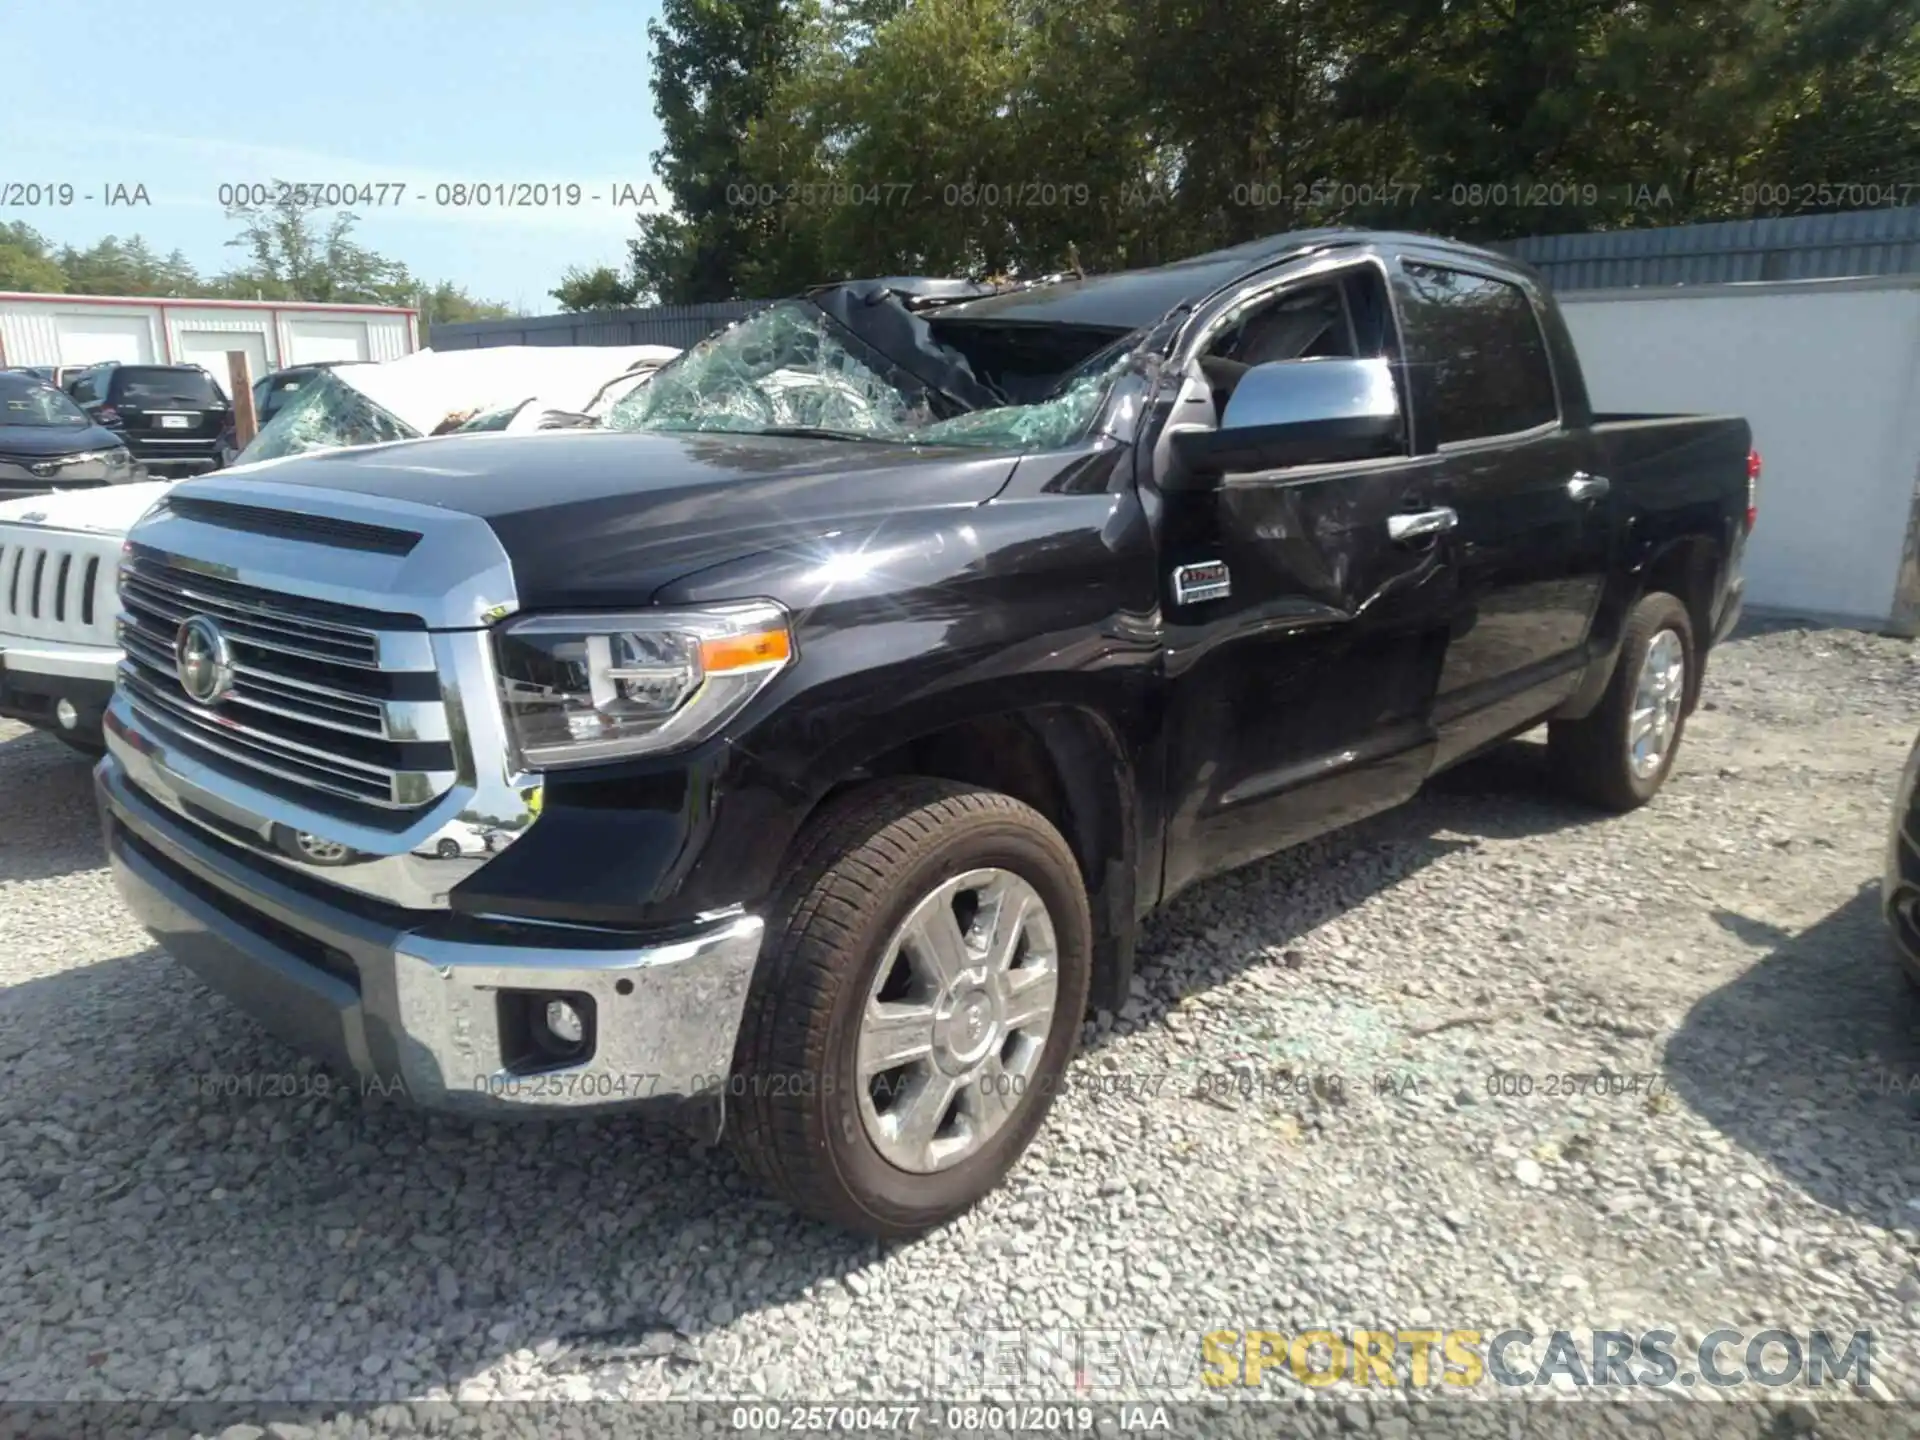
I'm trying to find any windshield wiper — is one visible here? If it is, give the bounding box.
[750,425,900,443]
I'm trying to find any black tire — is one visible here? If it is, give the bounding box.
[1549,591,1694,811]
[1885,737,1920,992]
[729,778,1092,1238]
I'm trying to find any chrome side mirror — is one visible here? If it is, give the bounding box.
[1167,356,1405,488]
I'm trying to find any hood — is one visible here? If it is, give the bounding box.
[173,428,1021,610]
[0,422,126,459]
[0,477,170,532]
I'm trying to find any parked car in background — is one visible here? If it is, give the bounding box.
[66,362,232,479]
[0,345,674,755]
[0,371,139,502]
[92,230,1754,1235]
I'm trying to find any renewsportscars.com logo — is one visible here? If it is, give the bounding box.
[1200,1328,1873,1392]
[923,1327,1874,1395]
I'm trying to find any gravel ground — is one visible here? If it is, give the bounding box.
[3,620,1919,1438]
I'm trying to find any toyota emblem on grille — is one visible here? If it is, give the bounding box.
[175,616,235,705]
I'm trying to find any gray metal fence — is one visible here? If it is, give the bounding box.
[430,207,1920,350]
[1502,206,1920,289]
[427,300,759,351]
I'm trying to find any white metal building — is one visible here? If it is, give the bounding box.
[0,293,418,376]
[1559,275,1920,633]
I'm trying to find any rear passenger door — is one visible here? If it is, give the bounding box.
[1392,256,1612,767]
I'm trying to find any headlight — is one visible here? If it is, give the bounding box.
[46,448,131,469]
[493,602,794,767]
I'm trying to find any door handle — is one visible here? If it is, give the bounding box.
[1568,471,1610,502]
[1387,506,1458,542]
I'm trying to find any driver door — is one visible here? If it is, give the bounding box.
[1156,257,1458,900]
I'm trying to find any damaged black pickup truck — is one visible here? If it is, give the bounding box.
[98,229,1755,1236]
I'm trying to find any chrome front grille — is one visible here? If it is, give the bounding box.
[115,548,456,811]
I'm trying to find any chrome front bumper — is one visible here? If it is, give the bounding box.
[100,753,765,1117]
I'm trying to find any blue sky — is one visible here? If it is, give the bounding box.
[3,0,669,312]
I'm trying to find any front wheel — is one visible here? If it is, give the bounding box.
[1548,590,1695,811]
[729,779,1092,1238]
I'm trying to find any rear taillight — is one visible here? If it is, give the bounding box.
[1746,447,1761,531]
[95,405,121,426]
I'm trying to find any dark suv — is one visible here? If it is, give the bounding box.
[67,363,233,477]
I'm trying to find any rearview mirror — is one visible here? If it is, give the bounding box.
[1167,356,1404,487]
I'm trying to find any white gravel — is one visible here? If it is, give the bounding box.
[3,620,1919,1438]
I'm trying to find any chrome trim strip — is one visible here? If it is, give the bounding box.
[119,623,447,743]
[222,680,384,738]
[121,573,438,672]
[123,692,405,806]
[123,571,380,647]
[118,664,419,785]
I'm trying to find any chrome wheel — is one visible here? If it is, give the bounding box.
[1629,628,1686,778]
[293,832,350,864]
[856,868,1058,1174]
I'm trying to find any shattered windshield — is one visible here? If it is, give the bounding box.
[603,300,1129,451]
[0,376,90,427]
[235,369,416,465]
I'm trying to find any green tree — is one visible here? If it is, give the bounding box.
[55,233,211,295]
[220,183,414,303]
[1728,0,1920,215]
[550,264,640,310]
[0,222,67,291]
[730,0,1167,287]
[418,280,517,330]
[589,0,1920,294]
[630,0,808,301]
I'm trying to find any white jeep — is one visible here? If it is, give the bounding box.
[0,345,675,752]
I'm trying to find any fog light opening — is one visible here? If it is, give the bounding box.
[498,989,596,1072]
[55,699,79,731]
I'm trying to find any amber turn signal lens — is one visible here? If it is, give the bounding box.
[699,627,793,673]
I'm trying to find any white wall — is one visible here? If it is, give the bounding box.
[0,298,416,371]
[176,329,270,395]
[1561,280,1920,628]
[163,309,276,391]
[285,318,372,364]
[55,311,157,364]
